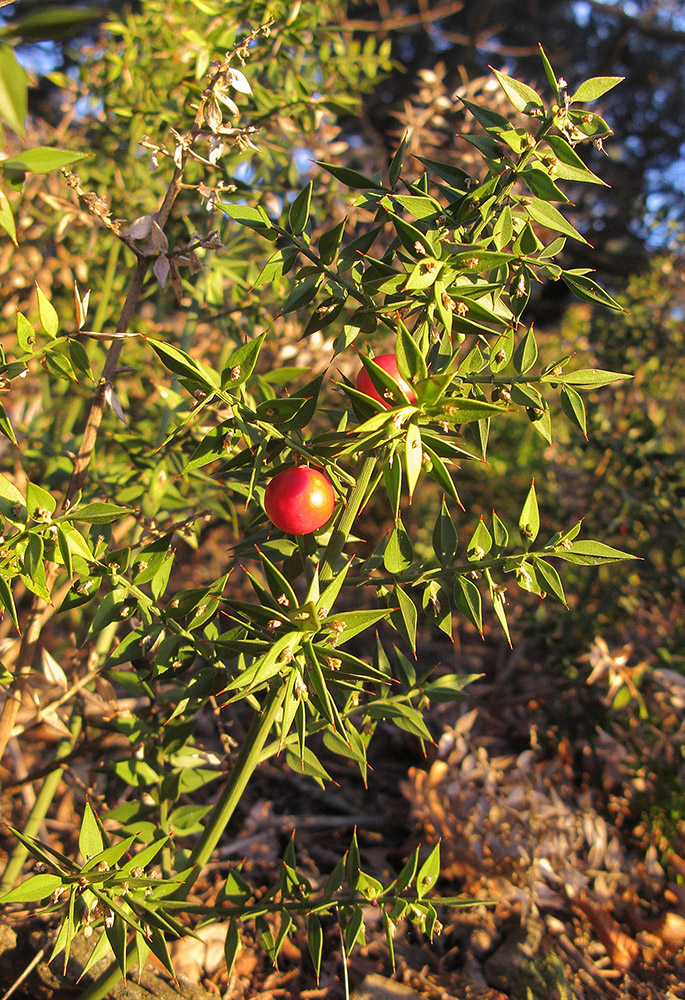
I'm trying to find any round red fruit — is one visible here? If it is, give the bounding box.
[355,353,417,409]
[264,467,336,535]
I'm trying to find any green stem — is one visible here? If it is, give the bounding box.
[467,115,554,244]
[320,452,377,582]
[92,240,121,333]
[351,546,551,588]
[188,683,286,869]
[0,715,82,895]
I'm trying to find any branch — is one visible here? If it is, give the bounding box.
[583,0,685,42]
[343,0,464,34]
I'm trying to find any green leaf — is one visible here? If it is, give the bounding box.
[26,481,57,517]
[364,700,431,740]
[492,205,513,250]
[0,872,63,902]
[280,273,321,315]
[0,400,16,444]
[384,520,414,574]
[545,368,631,388]
[467,518,492,560]
[544,135,606,186]
[492,511,509,553]
[431,397,503,424]
[252,247,294,288]
[0,472,26,524]
[518,481,539,547]
[570,76,624,103]
[36,284,59,338]
[560,271,624,311]
[392,585,417,653]
[23,534,45,583]
[553,540,637,565]
[148,339,216,390]
[424,672,478,703]
[404,422,422,502]
[0,575,19,631]
[422,580,452,638]
[532,557,567,606]
[525,198,589,244]
[2,148,90,175]
[389,130,409,188]
[56,527,73,579]
[0,43,27,136]
[416,842,440,899]
[224,920,241,976]
[538,44,559,96]
[288,180,313,235]
[16,312,35,352]
[486,569,511,646]
[217,201,273,233]
[318,219,346,264]
[459,98,511,133]
[520,167,570,203]
[560,384,587,437]
[65,501,132,523]
[80,929,113,978]
[390,194,444,222]
[491,68,544,114]
[396,321,427,383]
[315,161,386,190]
[512,326,538,374]
[85,589,129,642]
[221,332,266,388]
[79,801,104,861]
[382,453,402,522]
[454,576,482,636]
[385,210,436,257]
[0,7,105,43]
[416,155,469,188]
[489,327,514,374]
[422,447,461,508]
[433,498,457,566]
[0,187,17,244]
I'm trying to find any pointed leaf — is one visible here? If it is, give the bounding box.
[491,68,544,114]
[570,76,623,103]
[518,481,539,547]
[454,576,482,635]
[525,199,589,244]
[560,384,587,437]
[404,422,422,502]
[288,180,313,235]
[553,540,637,565]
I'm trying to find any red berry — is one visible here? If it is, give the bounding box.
[355,353,417,409]
[264,467,336,535]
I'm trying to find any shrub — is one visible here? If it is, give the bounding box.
[0,7,636,995]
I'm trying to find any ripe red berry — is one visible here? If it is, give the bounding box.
[355,353,417,409]
[264,467,336,535]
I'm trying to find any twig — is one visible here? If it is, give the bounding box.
[9,667,100,739]
[0,563,61,765]
[0,948,45,1000]
[583,0,685,42]
[343,0,464,34]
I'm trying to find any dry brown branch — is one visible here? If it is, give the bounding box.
[343,0,464,34]
[584,0,685,42]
